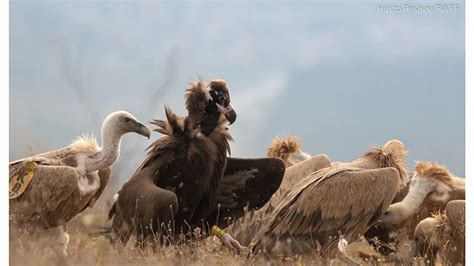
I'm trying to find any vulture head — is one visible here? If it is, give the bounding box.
[267,136,311,167]
[356,139,409,180]
[185,79,237,136]
[381,161,464,229]
[102,111,151,139]
[206,79,237,125]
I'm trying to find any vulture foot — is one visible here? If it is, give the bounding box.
[221,232,249,254]
[211,225,248,254]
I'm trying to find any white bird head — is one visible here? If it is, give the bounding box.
[102,111,151,139]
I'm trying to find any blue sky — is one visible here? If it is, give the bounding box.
[10,1,465,180]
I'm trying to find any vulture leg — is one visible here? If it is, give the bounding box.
[53,225,69,258]
[220,232,248,254]
[37,225,69,258]
[211,225,248,254]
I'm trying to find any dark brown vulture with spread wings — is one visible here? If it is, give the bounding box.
[109,80,285,247]
[252,139,408,257]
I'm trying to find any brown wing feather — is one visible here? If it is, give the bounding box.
[445,200,465,234]
[9,145,82,169]
[254,167,399,254]
[10,165,84,229]
[209,157,285,227]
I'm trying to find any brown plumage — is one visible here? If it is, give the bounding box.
[210,157,285,228]
[415,161,459,189]
[414,200,465,264]
[225,154,331,246]
[109,80,284,248]
[9,111,151,256]
[252,139,407,257]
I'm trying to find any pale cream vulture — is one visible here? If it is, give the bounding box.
[9,111,150,256]
[251,139,408,257]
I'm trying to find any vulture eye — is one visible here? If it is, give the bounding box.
[124,117,130,123]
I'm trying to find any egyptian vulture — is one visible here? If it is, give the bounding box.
[251,139,408,257]
[9,111,151,256]
[267,136,311,167]
[109,80,285,248]
[414,200,465,264]
[382,161,465,232]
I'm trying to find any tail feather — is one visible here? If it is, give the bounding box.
[150,106,187,138]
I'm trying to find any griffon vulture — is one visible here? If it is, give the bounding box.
[267,136,311,168]
[9,111,151,256]
[108,80,285,248]
[382,161,465,232]
[251,139,408,257]
[414,200,465,264]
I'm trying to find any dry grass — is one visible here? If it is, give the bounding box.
[9,197,462,266]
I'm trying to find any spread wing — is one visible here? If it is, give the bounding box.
[254,167,399,251]
[208,157,285,227]
[224,155,331,245]
[10,164,82,228]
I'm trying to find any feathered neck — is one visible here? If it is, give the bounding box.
[185,80,222,136]
[389,178,437,223]
[353,146,408,179]
[85,118,123,172]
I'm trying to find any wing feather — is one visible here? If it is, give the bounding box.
[254,167,399,253]
[209,157,285,227]
[10,165,85,229]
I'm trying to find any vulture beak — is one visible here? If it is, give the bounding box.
[135,122,151,139]
[217,104,237,125]
[225,108,237,125]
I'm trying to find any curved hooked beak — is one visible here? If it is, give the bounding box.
[135,121,151,139]
[225,108,237,125]
[217,103,237,125]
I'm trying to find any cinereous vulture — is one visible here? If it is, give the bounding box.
[9,111,151,256]
[109,80,285,248]
[252,139,408,257]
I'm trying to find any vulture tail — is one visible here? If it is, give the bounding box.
[150,106,187,138]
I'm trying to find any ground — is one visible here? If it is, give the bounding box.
[9,211,439,266]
